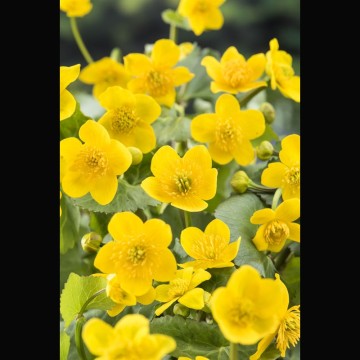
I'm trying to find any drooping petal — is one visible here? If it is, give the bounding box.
[134,94,161,123]
[237,110,265,140]
[172,66,195,86]
[279,134,300,167]
[179,288,205,309]
[90,173,118,205]
[275,198,300,222]
[191,114,217,143]
[288,223,300,242]
[152,39,180,68]
[250,208,275,225]
[124,53,152,75]
[60,89,77,121]
[201,56,222,81]
[232,139,256,166]
[261,162,288,188]
[108,212,143,241]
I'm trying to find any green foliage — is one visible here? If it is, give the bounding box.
[161,9,191,30]
[60,104,90,140]
[281,256,300,306]
[251,124,279,147]
[60,330,70,360]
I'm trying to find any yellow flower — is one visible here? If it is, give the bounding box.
[266,38,300,102]
[250,198,300,252]
[179,42,194,60]
[211,265,284,345]
[60,120,132,205]
[191,94,265,165]
[124,39,194,107]
[141,145,217,212]
[179,219,241,269]
[79,57,131,99]
[97,86,161,153]
[250,274,300,359]
[201,47,267,94]
[155,267,211,316]
[82,314,176,360]
[94,212,177,296]
[179,357,209,360]
[178,0,225,36]
[60,64,80,121]
[60,0,92,17]
[261,134,300,200]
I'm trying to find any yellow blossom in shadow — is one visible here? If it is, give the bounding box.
[60,64,80,121]
[191,94,265,165]
[60,0,92,17]
[155,267,211,316]
[82,314,176,360]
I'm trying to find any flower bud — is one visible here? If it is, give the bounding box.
[128,147,143,165]
[230,171,250,194]
[81,232,102,253]
[256,141,274,161]
[259,102,276,124]
[173,303,190,317]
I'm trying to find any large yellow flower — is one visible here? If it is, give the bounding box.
[60,0,92,17]
[266,38,300,102]
[179,219,240,269]
[79,57,131,99]
[94,212,177,296]
[141,145,217,212]
[83,314,176,360]
[250,274,300,359]
[97,86,161,153]
[155,267,211,316]
[124,39,194,107]
[250,198,300,252]
[202,47,267,94]
[191,94,265,165]
[60,64,80,121]
[261,134,300,200]
[178,0,225,36]
[60,120,132,205]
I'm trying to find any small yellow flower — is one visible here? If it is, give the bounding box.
[191,94,265,165]
[141,145,217,212]
[211,265,284,345]
[266,38,300,102]
[97,86,161,153]
[60,0,92,17]
[179,42,194,60]
[60,120,132,205]
[178,0,225,36]
[94,212,177,296]
[179,357,209,360]
[202,47,267,94]
[261,134,300,200]
[179,219,240,270]
[155,267,211,316]
[250,274,300,359]
[82,314,176,360]
[60,64,80,121]
[124,39,194,107]
[79,57,131,99]
[250,198,300,252]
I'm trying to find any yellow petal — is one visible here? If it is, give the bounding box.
[155,284,172,302]
[89,173,118,205]
[79,120,110,147]
[274,273,290,317]
[188,14,206,36]
[279,76,300,102]
[261,162,288,188]
[130,122,156,153]
[234,81,268,93]
[154,88,176,107]
[247,53,266,81]
[60,137,82,164]
[249,332,277,360]
[179,288,205,309]
[250,208,275,225]
[275,198,300,222]
[210,81,239,94]
[189,269,211,289]
[150,145,180,178]
[107,303,126,317]
[221,46,245,64]
[227,265,261,296]
[152,39,180,68]
[119,273,153,296]
[279,134,300,167]
[99,86,135,110]
[137,286,156,305]
[205,219,230,241]
[282,184,300,200]
[143,218,172,247]
[141,177,174,203]
[60,89,77,121]
[232,139,256,166]
[60,64,80,91]
[216,94,240,116]
[134,94,161,123]
[114,313,149,338]
[127,77,147,93]
[201,56,222,81]
[191,114,217,143]
[205,8,224,30]
[183,145,213,169]
[61,172,90,198]
[155,298,179,316]
[269,38,279,52]
[94,241,118,273]
[172,66,195,86]
[108,211,143,241]
[153,249,177,282]
[288,223,300,242]
[197,168,218,200]
[124,53,152,75]
[252,224,268,251]
[171,196,209,212]
[93,83,112,100]
[267,240,286,253]
[221,237,241,262]
[238,110,265,140]
[105,139,132,174]
[208,142,233,165]
[180,227,205,259]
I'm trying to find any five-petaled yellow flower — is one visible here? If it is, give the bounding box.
[60,0,92,17]
[191,94,265,165]
[79,57,131,99]
[250,198,300,252]
[82,314,176,360]
[261,134,300,200]
[97,86,161,153]
[60,64,80,121]
[179,357,209,360]
[124,39,194,107]
[211,265,284,345]
[155,267,211,316]
[178,0,225,36]
[94,212,177,296]
[141,145,217,212]
[60,120,132,205]
[202,47,267,94]
[180,219,240,269]
[266,38,300,102]
[250,274,300,359]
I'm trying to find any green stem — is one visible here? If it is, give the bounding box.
[274,245,292,271]
[169,24,177,43]
[248,181,277,193]
[70,17,94,64]
[184,210,192,228]
[271,188,282,210]
[230,342,238,360]
[75,316,87,360]
[78,289,105,316]
[239,86,267,107]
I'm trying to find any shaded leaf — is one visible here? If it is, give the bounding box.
[161,9,191,30]
[281,256,300,306]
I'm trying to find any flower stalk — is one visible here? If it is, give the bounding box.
[70,17,94,64]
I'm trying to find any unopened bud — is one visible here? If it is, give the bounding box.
[173,303,190,317]
[230,171,250,194]
[259,102,276,124]
[256,141,274,161]
[81,232,102,253]
[128,147,143,165]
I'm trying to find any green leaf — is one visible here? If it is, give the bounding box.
[161,9,191,30]
[123,152,153,185]
[89,212,112,238]
[72,178,159,213]
[215,194,276,278]
[60,330,70,360]
[281,256,300,306]
[60,273,115,327]
[202,267,236,293]
[251,124,279,147]
[60,103,90,140]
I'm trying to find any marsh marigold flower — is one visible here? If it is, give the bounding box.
[179,219,240,270]
[250,274,300,359]
[211,265,284,345]
[124,39,194,107]
[261,134,300,200]
[60,120,132,205]
[155,267,211,316]
[97,86,161,153]
[202,47,267,94]
[79,57,131,99]
[191,94,265,165]
[141,145,217,212]
[82,314,176,360]
[266,38,300,102]
[178,0,225,36]
[60,64,80,121]
[94,212,177,296]
[60,0,92,17]
[250,198,300,252]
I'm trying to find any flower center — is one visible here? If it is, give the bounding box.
[146,70,172,97]
[264,220,289,246]
[215,118,240,151]
[192,234,226,260]
[72,146,108,178]
[284,167,300,186]
[168,278,189,297]
[222,59,253,88]
[175,176,192,194]
[229,300,254,328]
[128,246,146,264]
[110,106,138,134]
